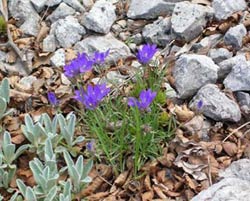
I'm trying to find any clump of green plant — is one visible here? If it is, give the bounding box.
[0,131,28,192]
[0,78,14,132]
[10,138,92,200]
[70,44,176,175]
[21,112,84,157]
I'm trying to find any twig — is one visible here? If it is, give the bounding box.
[0,0,31,75]
[207,155,212,186]
[222,121,250,142]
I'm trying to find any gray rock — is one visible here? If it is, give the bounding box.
[106,71,128,85]
[208,48,233,64]
[224,61,250,91]
[224,24,247,49]
[192,178,250,201]
[82,0,116,34]
[127,0,180,19]
[20,18,40,36]
[54,16,86,48]
[173,54,219,99]
[131,33,143,45]
[19,76,37,90]
[31,0,47,12]
[43,35,58,52]
[46,2,75,23]
[9,0,40,36]
[192,159,250,201]
[212,0,247,20]
[236,92,250,115]
[189,84,241,122]
[142,17,174,47]
[192,34,222,51]
[46,0,62,7]
[218,54,246,79]
[171,1,214,42]
[74,33,131,64]
[63,0,85,12]
[50,48,65,67]
[220,159,250,181]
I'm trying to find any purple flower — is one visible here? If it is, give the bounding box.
[86,140,95,153]
[136,44,157,64]
[92,49,110,65]
[128,89,157,110]
[64,53,93,78]
[47,92,58,106]
[74,84,110,110]
[197,100,203,110]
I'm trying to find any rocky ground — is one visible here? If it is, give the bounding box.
[1,0,250,200]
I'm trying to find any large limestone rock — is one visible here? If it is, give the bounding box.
[173,54,219,99]
[189,84,241,122]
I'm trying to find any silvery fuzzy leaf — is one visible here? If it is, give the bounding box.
[44,138,55,161]
[81,176,92,183]
[0,97,7,119]
[15,144,29,161]
[16,179,27,197]
[25,187,37,201]
[76,155,83,176]
[63,180,72,197]
[44,186,57,201]
[3,144,15,165]
[73,136,85,145]
[0,78,10,103]
[9,191,20,201]
[82,160,93,179]
[67,112,76,138]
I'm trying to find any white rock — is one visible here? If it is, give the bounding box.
[218,54,246,79]
[63,0,85,12]
[173,54,219,99]
[46,2,75,23]
[189,84,241,122]
[31,0,47,12]
[208,48,233,64]
[127,0,178,19]
[54,16,86,48]
[171,1,214,42]
[43,35,58,52]
[46,0,62,7]
[50,49,65,67]
[193,159,250,201]
[19,76,37,89]
[224,61,250,92]
[9,0,40,36]
[142,17,173,47]
[212,0,247,20]
[224,24,247,49]
[83,0,116,34]
[74,33,131,64]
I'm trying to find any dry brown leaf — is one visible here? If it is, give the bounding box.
[153,185,167,199]
[174,158,207,180]
[142,191,154,201]
[36,22,49,43]
[222,141,237,156]
[157,153,175,167]
[113,171,130,187]
[144,174,152,191]
[11,133,26,144]
[175,105,195,122]
[6,50,17,63]
[33,54,51,69]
